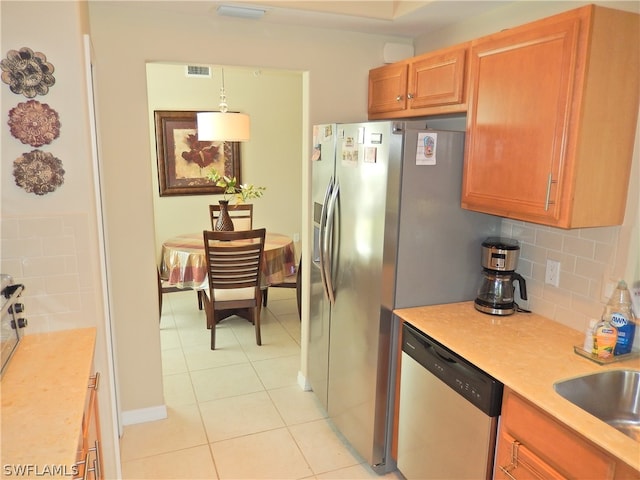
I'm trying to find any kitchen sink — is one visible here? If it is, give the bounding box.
[554,370,640,442]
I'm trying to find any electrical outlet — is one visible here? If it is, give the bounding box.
[545,260,560,287]
[293,233,300,243]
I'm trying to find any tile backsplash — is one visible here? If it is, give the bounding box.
[0,213,99,333]
[501,219,627,334]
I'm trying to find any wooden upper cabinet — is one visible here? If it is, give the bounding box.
[462,5,640,228]
[407,46,466,110]
[368,62,408,115]
[368,43,469,119]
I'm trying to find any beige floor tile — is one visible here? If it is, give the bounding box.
[190,363,264,403]
[182,340,249,372]
[316,463,404,479]
[119,404,208,461]
[160,327,182,350]
[268,386,327,425]
[121,445,218,479]
[163,372,197,407]
[265,295,298,315]
[252,353,301,390]
[211,427,313,479]
[179,321,239,349]
[130,289,395,480]
[239,325,302,362]
[278,312,302,344]
[161,347,188,375]
[199,390,285,442]
[159,311,176,328]
[288,419,361,475]
[173,308,206,328]
[176,323,213,348]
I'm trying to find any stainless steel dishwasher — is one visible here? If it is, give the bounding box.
[397,322,503,480]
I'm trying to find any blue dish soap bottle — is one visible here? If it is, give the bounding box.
[604,280,636,356]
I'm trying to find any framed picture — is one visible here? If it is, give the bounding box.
[154,110,241,196]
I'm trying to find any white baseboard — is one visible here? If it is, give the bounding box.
[297,370,312,391]
[121,404,168,426]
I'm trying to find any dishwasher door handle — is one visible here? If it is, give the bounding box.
[429,344,457,364]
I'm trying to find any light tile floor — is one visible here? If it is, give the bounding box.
[119,289,403,479]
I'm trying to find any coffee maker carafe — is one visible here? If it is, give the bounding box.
[474,237,527,316]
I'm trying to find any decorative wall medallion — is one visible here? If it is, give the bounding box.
[13,150,65,195]
[1,47,56,98]
[8,100,61,147]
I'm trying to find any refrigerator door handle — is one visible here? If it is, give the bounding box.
[318,178,333,302]
[324,179,339,305]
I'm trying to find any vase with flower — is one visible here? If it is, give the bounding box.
[206,169,266,231]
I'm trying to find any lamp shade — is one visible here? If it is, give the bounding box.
[197,111,251,142]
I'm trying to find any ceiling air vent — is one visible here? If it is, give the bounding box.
[186,65,211,78]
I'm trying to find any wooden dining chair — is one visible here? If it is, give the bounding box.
[262,255,302,320]
[157,267,203,320]
[201,204,254,311]
[201,228,266,350]
[209,203,253,231]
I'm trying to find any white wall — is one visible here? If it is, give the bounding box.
[415,1,640,335]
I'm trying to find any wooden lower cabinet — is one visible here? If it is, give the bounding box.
[495,388,638,480]
[75,372,103,480]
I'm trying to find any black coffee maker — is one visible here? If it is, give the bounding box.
[474,237,527,315]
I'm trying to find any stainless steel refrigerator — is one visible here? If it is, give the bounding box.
[308,121,500,473]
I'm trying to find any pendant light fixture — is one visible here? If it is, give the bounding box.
[197,68,250,142]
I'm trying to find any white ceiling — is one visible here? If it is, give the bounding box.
[143,0,510,38]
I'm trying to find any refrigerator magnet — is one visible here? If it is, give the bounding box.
[323,124,333,140]
[371,133,383,144]
[364,147,377,163]
[312,144,321,162]
[416,132,437,165]
[341,142,358,165]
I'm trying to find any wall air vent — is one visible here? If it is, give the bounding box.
[186,65,211,78]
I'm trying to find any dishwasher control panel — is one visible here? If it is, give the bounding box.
[402,322,503,417]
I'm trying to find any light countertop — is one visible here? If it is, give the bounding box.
[394,302,640,472]
[1,328,96,479]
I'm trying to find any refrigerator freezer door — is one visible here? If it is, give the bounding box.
[326,122,400,468]
[309,125,337,409]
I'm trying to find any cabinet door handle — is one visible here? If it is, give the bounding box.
[407,93,414,99]
[545,173,556,211]
[89,372,100,391]
[92,440,101,479]
[499,439,550,480]
[78,446,100,480]
[499,440,521,480]
[499,464,518,480]
[74,451,91,480]
[396,95,404,102]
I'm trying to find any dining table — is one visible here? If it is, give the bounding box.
[160,231,296,291]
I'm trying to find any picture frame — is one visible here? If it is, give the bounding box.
[154,110,241,196]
